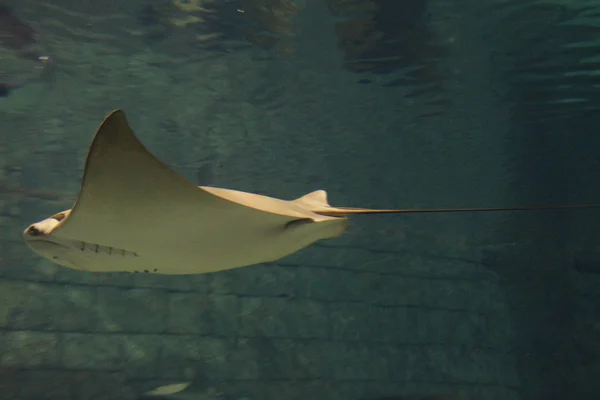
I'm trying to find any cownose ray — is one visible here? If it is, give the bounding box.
[23,109,404,275]
[23,110,600,275]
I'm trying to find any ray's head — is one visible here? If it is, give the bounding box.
[23,210,72,264]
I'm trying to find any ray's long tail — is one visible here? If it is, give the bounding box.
[314,204,600,217]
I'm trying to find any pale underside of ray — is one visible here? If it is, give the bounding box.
[45,110,352,274]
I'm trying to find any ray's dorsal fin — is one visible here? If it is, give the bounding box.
[293,189,330,208]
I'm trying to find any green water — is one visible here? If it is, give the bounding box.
[1,1,599,399]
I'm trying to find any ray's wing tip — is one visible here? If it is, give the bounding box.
[104,108,127,122]
[96,109,131,139]
[109,108,125,115]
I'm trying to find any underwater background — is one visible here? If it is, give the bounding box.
[1,0,600,399]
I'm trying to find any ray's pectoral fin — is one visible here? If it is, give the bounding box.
[50,109,225,246]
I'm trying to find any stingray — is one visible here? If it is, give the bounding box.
[23,110,600,275]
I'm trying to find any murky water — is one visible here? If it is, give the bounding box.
[1,1,599,399]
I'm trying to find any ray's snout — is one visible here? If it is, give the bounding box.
[23,216,61,239]
[24,225,42,237]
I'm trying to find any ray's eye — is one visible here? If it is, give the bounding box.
[26,226,43,236]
